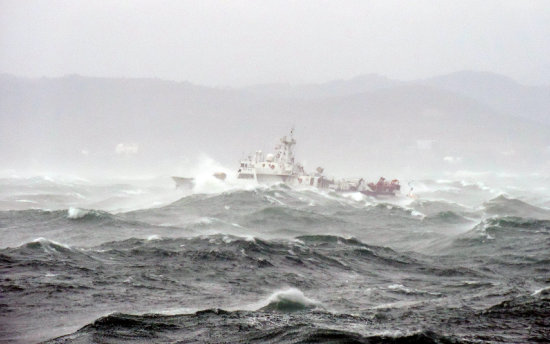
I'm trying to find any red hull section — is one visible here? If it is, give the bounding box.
[361,177,400,197]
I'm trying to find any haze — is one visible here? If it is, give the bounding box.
[1,1,549,180]
[1,0,550,86]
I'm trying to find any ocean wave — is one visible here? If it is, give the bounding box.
[408,199,478,222]
[45,310,465,344]
[425,210,472,224]
[65,207,123,222]
[121,185,487,237]
[1,234,421,280]
[439,216,550,265]
[482,293,550,318]
[386,283,441,297]
[298,329,461,344]
[531,286,550,297]
[259,288,322,312]
[482,195,550,219]
[5,174,550,344]
[485,216,550,230]
[67,207,92,219]
[162,184,377,215]
[462,216,550,243]
[0,207,116,223]
[27,237,74,254]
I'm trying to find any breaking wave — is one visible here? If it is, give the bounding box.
[28,237,74,253]
[259,288,321,312]
[67,207,93,219]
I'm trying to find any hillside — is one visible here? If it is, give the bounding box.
[1,72,549,177]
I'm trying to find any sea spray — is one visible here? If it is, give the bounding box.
[260,288,322,312]
[67,207,90,219]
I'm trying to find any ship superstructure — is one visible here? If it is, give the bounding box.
[237,129,331,188]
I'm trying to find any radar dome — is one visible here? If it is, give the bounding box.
[266,153,274,162]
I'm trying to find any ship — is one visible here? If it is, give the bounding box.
[237,129,333,189]
[236,129,400,196]
[173,129,400,197]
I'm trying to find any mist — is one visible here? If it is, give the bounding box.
[2,2,550,343]
[1,1,549,181]
[2,1,550,86]
[1,72,549,181]
[1,1,550,181]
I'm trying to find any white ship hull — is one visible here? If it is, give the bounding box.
[255,174,292,184]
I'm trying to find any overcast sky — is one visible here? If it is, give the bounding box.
[1,0,549,86]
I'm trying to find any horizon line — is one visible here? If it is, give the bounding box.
[1,69,547,88]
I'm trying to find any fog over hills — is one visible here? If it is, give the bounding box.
[1,71,549,179]
[242,74,398,99]
[421,71,550,125]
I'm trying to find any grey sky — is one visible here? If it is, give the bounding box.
[1,0,549,86]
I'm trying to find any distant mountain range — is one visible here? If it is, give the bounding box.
[243,71,550,125]
[1,71,549,177]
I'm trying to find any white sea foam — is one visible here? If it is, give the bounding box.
[31,237,72,253]
[32,237,68,247]
[267,288,314,303]
[531,286,550,296]
[67,207,90,219]
[274,192,285,198]
[410,210,426,219]
[475,220,495,240]
[265,195,285,205]
[341,192,365,202]
[259,287,321,311]
[151,307,199,315]
[292,238,306,246]
[372,300,423,310]
[388,284,412,293]
[122,189,145,195]
[195,217,214,225]
[188,155,258,194]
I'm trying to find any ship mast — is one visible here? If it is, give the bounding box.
[278,128,296,165]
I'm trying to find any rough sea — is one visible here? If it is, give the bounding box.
[1,173,549,343]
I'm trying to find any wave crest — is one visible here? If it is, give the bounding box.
[67,207,91,219]
[259,288,321,312]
